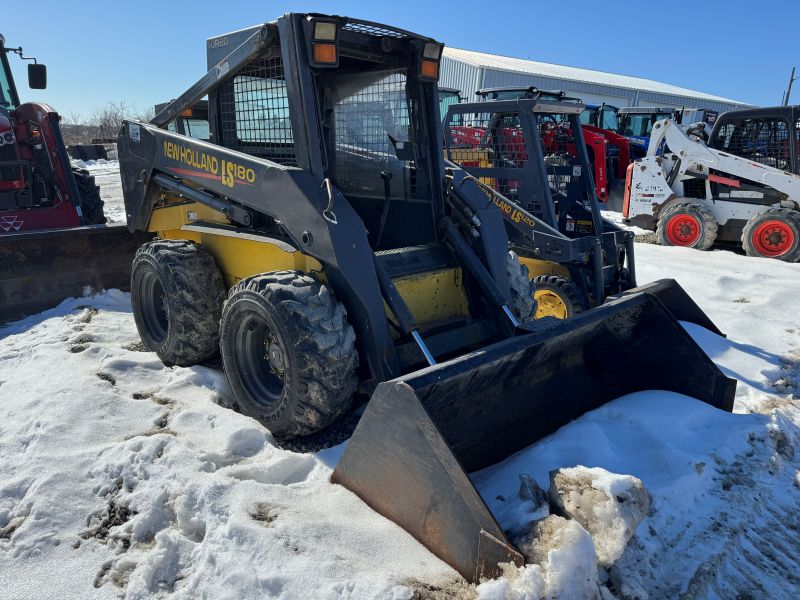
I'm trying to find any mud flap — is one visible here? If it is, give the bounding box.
[0,225,150,322]
[332,285,735,582]
[611,278,724,337]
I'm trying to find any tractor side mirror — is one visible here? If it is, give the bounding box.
[28,63,47,89]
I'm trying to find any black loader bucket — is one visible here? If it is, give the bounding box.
[0,225,150,322]
[332,281,735,583]
[611,278,725,337]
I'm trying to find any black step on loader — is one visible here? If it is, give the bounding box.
[118,13,734,583]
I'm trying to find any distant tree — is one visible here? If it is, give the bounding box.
[58,101,156,145]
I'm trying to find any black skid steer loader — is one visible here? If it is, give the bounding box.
[118,13,734,583]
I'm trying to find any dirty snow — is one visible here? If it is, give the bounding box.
[1,173,799,599]
[0,295,459,599]
[548,467,650,568]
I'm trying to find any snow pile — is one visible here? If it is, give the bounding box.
[549,467,650,568]
[600,210,652,236]
[474,389,800,599]
[498,515,599,600]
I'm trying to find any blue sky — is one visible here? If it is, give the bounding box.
[3,0,795,117]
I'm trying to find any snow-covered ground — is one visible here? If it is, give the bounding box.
[1,169,799,599]
[600,210,652,237]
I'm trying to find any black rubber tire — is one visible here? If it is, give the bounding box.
[72,167,106,225]
[741,207,800,262]
[656,201,718,250]
[532,275,588,319]
[131,240,226,366]
[219,271,359,440]
[506,251,537,323]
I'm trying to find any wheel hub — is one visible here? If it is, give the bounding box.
[534,290,568,320]
[752,220,794,257]
[666,214,700,246]
[235,312,287,407]
[267,339,286,372]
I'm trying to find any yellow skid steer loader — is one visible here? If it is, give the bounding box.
[118,13,734,582]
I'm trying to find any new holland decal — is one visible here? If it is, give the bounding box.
[162,141,256,188]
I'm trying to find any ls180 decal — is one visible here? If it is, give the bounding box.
[162,140,256,188]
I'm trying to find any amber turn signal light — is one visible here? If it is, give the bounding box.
[420,59,439,79]
[313,42,337,64]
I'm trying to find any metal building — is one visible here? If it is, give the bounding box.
[441,48,748,112]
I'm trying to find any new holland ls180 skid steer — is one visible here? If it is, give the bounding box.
[118,13,735,583]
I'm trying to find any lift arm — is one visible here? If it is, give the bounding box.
[648,119,800,203]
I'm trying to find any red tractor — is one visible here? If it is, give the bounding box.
[0,34,105,231]
[0,34,146,321]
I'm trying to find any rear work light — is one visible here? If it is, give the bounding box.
[310,18,339,66]
[419,42,443,81]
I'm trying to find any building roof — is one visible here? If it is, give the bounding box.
[443,47,748,106]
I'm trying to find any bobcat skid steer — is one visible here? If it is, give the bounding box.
[118,13,735,582]
[624,110,800,261]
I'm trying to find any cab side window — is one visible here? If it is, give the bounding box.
[713,117,790,171]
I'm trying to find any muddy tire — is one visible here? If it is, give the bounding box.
[532,275,588,319]
[131,240,226,366]
[72,167,106,225]
[506,251,537,322]
[741,208,800,262]
[656,201,717,250]
[219,271,359,440]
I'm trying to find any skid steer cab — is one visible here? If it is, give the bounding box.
[623,106,800,261]
[118,13,735,582]
[473,86,622,205]
[444,89,637,320]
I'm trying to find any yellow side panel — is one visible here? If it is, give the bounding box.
[150,204,466,325]
[444,148,497,188]
[151,205,323,289]
[185,234,323,289]
[148,202,229,232]
[391,268,469,328]
[518,257,571,280]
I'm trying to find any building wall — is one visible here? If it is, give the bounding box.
[440,56,743,113]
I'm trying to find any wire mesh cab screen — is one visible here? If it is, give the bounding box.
[326,69,414,199]
[218,55,297,167]
[321,67,437,249]
[444,106,590,224]
[446,110,526,204]
[712,116,794,173]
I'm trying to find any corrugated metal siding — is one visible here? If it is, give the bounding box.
[439,57,481,99]
[441,58,744,113]
[635,92,739,113]
[480,69,633,107]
